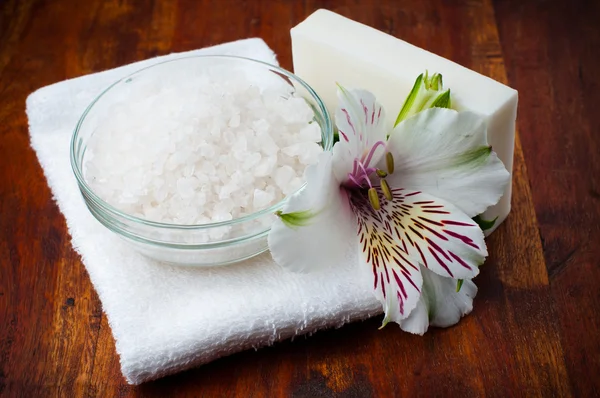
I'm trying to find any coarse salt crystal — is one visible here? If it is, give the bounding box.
[85,64,323,227]
[274,165,295,190]
[253,188,275,209]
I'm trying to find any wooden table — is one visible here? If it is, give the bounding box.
[1,0,598,396]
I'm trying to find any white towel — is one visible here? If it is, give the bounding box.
[26,38,381,385]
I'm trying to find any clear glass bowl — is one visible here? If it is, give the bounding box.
[70,55,333,266]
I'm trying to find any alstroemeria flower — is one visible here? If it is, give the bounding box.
[268,81,509,334]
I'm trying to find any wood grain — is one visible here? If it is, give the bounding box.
[493,1,600,396]
[0,0,598,396]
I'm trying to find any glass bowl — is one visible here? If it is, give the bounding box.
[70,55,333,266]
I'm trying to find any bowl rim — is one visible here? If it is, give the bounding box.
[70,54,333,231]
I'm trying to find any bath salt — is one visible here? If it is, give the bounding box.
[84,64,323,225]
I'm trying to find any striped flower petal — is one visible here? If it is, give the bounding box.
[333,86,387,182]
[349,187,485,326]
[351,190,423,325]
[384,189,486,279]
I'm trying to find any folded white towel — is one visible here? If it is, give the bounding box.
[26,38,381,385]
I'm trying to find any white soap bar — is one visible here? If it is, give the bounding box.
[291,9,517,232]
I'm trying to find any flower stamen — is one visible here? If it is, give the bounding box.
[352,158,359,176]
[363,140,386,168]
[386,152,395,174]
[362,174,373,189]
[356,161,369,179]
[368,187,381,210]
[347,173,363,188]
[380,179,393,201]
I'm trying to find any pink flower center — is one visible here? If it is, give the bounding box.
[345,140,387,190]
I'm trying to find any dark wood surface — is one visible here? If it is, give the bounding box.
[1,0,598,396]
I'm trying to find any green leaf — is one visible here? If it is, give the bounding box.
[394,71,453,127]
[430,89,451,109]
[333,130,340,144]
[425,72,443,90]
[394,73,424,127]
[456,279,464,292]
[472,214,498,231]
[275,209,317,228]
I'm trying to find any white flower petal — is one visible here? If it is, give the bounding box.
[332,143,353,186]
[352,192,424,325]
[400,267,478,335]
[428,275,477,328]
[385,107,510,217]
[397,295,429,335]
[268,152,355,272]
[333,86,387,181]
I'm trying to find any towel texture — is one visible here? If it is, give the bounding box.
[27,38,380,385]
